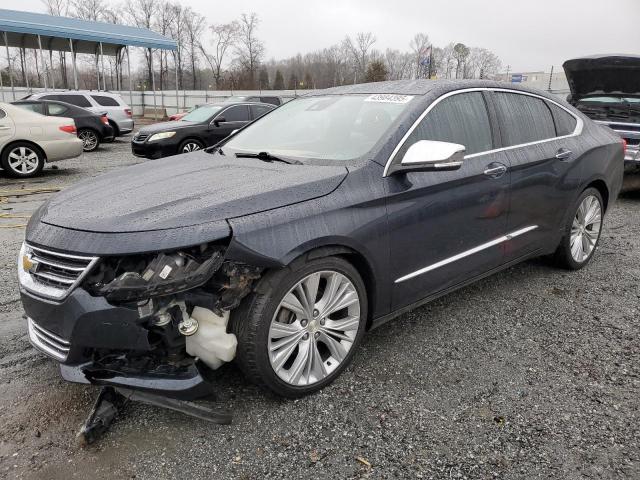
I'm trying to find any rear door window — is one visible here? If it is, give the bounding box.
[91,95,120,107]
[250,104,274,119]
[547,102,577,136]
[396,91,493,157]
[222,105,250,122]
[493,92,555,146]
[19,103,45,114]
[54,94,92,108]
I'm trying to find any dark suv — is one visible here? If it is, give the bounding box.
[20,80,623,399]
[131,102,275,159]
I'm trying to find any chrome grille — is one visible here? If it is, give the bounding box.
[28,317,70,361]
[18,243,99,301]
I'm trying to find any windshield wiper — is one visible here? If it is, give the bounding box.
[235,151,302,165]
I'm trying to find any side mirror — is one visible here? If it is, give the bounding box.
[212,116,226,127]
[388,140,465,175]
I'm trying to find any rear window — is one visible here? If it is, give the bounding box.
[493,92,555,146]
[396,91,493,157]
[48,103,69,116]
[91,95,120,107]
[547,102,577,136]
[43,94,91,108]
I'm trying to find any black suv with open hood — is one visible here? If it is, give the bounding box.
[564,54,640,169]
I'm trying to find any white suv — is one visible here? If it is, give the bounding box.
[26,91,134,137]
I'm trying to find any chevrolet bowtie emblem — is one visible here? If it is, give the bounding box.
[22,255,38,273]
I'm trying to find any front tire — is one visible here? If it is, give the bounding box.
[554,187,603,270]
[231,257,367,397]
[1,143,45,178]
[78,128,100,152]
[179,139,204,154]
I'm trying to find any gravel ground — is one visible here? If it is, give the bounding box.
[0,138,638,479]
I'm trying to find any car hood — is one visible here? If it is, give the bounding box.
[563,55,640,99]
[138,120,200,135]
[38,152,347,233]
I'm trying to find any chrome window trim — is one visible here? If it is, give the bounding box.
[394,225,538,284]
[383,87,583,176]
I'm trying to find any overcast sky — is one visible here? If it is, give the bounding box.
[17,0,640,72]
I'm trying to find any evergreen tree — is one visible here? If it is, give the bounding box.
[365,60,388,82]
[273,69,285,89]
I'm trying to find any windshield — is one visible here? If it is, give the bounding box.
[223,94,414,161]
[182,105,222,122]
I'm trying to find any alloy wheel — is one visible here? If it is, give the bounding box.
[182,142,201,153]
[7,146,40,175]
[79,130,98,151]
[570,194,602,263]
[268,270,361,386]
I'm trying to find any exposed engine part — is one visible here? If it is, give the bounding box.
[184,307,237,370]
[154,312,172,326]
[210,262,262,312]
[179,317,199,336]
[77,386,232,445]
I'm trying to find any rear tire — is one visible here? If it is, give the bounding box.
[78,128,100,152]
[1,142,45,178]
[553,187,603,270]
[231,256,368,398]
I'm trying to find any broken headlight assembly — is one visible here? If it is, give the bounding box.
[84,244,226,302]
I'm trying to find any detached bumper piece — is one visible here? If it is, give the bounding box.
[77,386,232,445]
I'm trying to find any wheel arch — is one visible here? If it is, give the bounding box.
[584,178,610,212]
[1,139,47,162]
[276,243,378,330]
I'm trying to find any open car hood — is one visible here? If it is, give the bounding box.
[563,55,640,99]
[39,152,347,233]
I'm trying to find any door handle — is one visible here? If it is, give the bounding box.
[555,148,572,160]
[483,163,507,178]
[0,125,11,130]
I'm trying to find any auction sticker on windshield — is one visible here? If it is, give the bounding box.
[365,94,414,104]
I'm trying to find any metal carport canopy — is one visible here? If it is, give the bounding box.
[0,8,177,55]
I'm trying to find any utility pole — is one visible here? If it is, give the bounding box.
[505,65,510,82]
[547,65,554,92]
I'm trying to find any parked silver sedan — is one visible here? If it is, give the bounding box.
[0,102,83,178]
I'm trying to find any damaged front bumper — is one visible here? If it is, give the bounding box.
[19,241,261,400]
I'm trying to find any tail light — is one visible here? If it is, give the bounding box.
[101,114,109,125]
[125,109,132,117]
[59,125,77,134]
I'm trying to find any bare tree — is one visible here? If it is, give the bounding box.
[409,33,430,78]
[235,13,265,89]
[127,0,158,88]
[344,32,376,81]
[70,0,107,22]
[200,22,239,89]
[465,47,501,79]
[183,8,206,89]
[453,43,470,79]
[42,0,71,87]
[385,49,412,80]
[168,2,187,90]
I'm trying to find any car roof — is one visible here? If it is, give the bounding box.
[305,79,555,97]
[31,90,122,97]
[203,101,275,107]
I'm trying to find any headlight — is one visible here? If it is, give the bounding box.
[148,131,176,142]
[85,245,225,302]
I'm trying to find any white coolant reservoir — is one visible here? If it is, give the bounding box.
[184,307,237,370]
